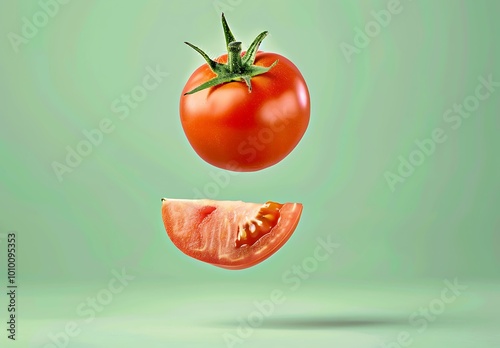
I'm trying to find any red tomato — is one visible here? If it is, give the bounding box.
[161,198,303,269]
[179,15,310,171]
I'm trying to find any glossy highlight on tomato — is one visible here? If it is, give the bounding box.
[161,198,303,269]
[179,14,310,171]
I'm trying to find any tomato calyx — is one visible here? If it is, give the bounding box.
[183,13,278,95]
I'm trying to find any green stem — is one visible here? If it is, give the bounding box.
[183,13,278,95]
[228,41,242,73]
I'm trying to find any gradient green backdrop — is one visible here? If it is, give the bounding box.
[1,1,499,347]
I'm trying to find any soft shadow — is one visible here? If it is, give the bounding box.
[260,316,408,330]
[212,315,409,330]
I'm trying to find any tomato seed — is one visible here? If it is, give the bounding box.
[235,201,283,247]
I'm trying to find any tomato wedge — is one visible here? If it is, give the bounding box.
[161,198,302,269]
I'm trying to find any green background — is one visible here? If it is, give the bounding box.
[1,0,499,347]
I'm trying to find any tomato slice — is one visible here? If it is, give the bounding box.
[161,198,303,270]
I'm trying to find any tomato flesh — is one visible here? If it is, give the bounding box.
[161,198,302,269]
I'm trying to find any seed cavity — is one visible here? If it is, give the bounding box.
[235,201,283,248]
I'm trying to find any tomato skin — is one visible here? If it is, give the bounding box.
[180,52,310,171]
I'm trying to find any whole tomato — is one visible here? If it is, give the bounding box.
[179,14,310,171]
